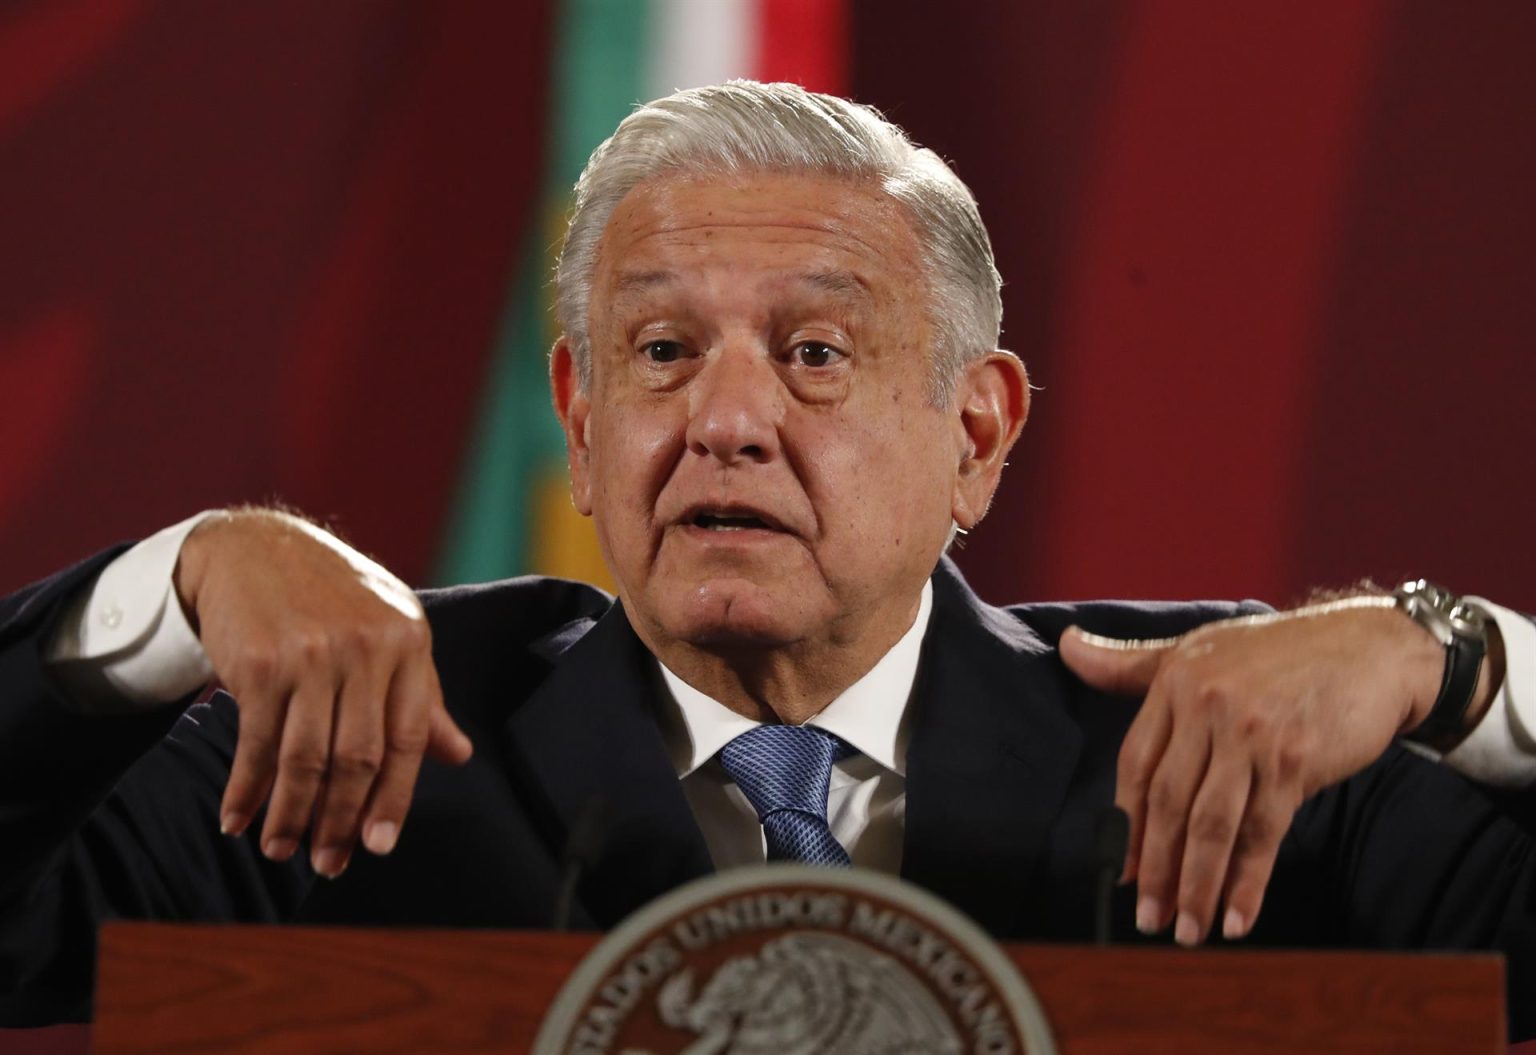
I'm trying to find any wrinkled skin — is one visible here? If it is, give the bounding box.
[175,170,1498,950]
[551,173,1028,721]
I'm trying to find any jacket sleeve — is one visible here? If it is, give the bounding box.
[0,550,311,1025]
[1284,743,1536,1038]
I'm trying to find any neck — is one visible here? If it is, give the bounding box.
[638,596,925,725]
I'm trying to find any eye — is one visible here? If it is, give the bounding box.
[793,341,843,368]
[641,340,684,363]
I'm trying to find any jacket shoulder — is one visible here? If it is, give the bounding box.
[418,575,613,657]
[930,557,1271,650]
[998,597,1271,646]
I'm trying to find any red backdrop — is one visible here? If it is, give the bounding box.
[2,0,1533,611]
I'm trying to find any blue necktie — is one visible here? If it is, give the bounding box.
[719,725,856,867]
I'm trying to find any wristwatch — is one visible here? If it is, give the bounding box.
[1394,579,1488,746]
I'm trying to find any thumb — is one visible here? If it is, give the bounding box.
[1059,626,1175,696]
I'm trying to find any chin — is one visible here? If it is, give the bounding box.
[658,578,822,650]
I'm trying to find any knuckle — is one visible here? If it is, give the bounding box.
[234,727,279,758]
[1240,799,1299,854]
[332,624,372,662]
[387,725,431,757]
[394,617,431,652]
[277,747,328,780]
[1188,809,1235,847]
[1163,652,1204,691]
[344,613,428,659]
[1146,776,1183,819]
[332,746,384,778]
[1237,814,1277,850]
[1235,710,1271,742]
[1275,742,1306,779]
[291,629,332,668]
[1192,679,1231,716]
[230,645,278,685]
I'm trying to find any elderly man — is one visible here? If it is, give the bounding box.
[2,82,1533,1031]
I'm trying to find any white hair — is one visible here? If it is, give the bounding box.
[555,80,1004,405]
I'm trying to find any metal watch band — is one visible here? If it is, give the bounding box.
[1395,579,1488,746]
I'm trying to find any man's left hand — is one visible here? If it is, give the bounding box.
[1059,599,1494,946]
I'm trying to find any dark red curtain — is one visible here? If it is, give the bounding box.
[4,0,1533,611]
[0,0,553,589]
[856,1,1536,608]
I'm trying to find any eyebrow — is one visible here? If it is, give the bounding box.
[794,269,872,301]
[612,270,677,296]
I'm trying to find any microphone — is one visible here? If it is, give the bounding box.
[1094,806,1130,946]
[551,796,609,931]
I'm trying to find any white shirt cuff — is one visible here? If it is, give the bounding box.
[1431,598,1536,788]
[45,512,217,712]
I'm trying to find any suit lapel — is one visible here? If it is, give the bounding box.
[901,559,1084,935]
[501,600,713,928]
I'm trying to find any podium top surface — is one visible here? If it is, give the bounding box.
[86,921,1507,1054]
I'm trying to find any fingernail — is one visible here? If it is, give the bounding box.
[312,847,349,879]
[363,820,399,856]
[1136,896,1161,934]
[220,813,245,836]
[1175,911,1200,947]
[263,836,297,862]
[1223,907,1247,940]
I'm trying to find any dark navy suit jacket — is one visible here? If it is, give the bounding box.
[2,551,1533,1033]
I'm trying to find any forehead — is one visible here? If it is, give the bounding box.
[590,171,926,303]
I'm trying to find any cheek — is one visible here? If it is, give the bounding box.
[587,400,683,518]
[800,409,955,549]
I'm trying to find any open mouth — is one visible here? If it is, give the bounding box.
[692,511,776,532]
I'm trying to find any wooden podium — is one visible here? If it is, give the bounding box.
[81,921,1506,1054]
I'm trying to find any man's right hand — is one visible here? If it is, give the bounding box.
[172,509,473,878]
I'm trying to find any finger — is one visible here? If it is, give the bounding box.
[220,684,286,838]
[1134,720,1212,936]
[1060,626,1176,696]
[1219,770,1300,941]
[358,654,440,857]
[260,679,337,862]
[308,662,390,878]
[1172,747,1253,946]
[1114,681,1175,885]
[424,686,473,766]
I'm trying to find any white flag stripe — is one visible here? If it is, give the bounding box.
[644,0,758,102]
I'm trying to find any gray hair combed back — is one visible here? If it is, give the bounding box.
[555,80,1004,405]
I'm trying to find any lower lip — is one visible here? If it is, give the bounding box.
[680,523,791,544]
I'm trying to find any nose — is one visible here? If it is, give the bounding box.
[685,347,782,465]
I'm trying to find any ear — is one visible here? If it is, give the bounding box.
[951,351,1031,530]
[550,337,594,516]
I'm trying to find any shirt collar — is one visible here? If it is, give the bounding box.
[654,580,932,779]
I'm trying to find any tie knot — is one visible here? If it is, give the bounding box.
[718,724,854,823]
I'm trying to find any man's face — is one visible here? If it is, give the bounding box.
[555,172,988,659]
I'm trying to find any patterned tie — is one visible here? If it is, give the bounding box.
[719,724,856,866]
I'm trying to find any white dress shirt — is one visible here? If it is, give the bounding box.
[652,582,930,873]
[45,513,216,711]
[41,515,1536,857]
